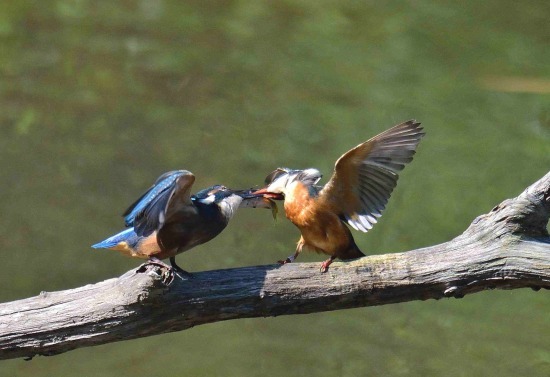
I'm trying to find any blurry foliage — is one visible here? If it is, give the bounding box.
[1,0,549,376]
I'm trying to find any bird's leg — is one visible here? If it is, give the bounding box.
[169,256,193,278]
[320,256,336,273]
[278,237,304,265]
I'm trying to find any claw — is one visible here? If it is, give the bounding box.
[136,259,176,285]
[278,257,293,265]
[137,257,193,285]
[169,256,193,279]
[319,257,335,273]
[147,257,172,270]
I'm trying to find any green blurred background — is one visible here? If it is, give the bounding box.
[1,1,549,376]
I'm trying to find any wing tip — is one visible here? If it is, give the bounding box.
[402,119,426,137]
[346,214,378,233]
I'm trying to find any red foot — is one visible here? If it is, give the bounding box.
[319,258,334,273]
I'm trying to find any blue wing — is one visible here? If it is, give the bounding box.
[122,170,195,236]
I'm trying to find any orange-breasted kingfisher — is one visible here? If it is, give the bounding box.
[254,120,425,272]
[92,170,277,274]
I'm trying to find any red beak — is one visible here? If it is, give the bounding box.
[252,187,284,200]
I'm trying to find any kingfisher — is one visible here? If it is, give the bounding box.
[254,120,425,272]
[92,170,278,275]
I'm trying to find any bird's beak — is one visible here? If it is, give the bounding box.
[233,188,284,201]
[233,189,263,199]
[251,187,284,200]
[236,188,282,219]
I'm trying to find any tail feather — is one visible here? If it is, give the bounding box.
[92,228,136,249]
[338,240,365,260]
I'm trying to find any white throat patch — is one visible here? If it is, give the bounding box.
[198,194,216,204]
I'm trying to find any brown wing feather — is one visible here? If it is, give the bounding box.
[319,120,425,232]
[162,173,196,224]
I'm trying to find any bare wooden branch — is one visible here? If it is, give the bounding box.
[1,172,549,361]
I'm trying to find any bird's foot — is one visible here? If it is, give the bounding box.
[144,257,172,270]
[319,257,335,273]
[278,253,297,265]
[136,259,176,285]
[170,264,193,280]
[169,257,193,280]
[137,257,192,285]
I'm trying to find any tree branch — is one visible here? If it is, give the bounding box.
[1,172,549,361]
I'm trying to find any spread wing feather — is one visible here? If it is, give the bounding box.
[122,170,195,236]
[319,120,425,232]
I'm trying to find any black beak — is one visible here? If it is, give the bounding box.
[232,188,263,199]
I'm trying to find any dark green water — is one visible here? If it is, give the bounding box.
[1,1,549,376]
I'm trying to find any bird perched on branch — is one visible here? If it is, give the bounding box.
[92,170,278,275]
[254,120,425,272]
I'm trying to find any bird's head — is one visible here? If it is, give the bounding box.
[194,185,243,207]
[194,185,276,219]
[253,167,322,198]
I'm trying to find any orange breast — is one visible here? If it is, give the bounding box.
[284,182,353,256]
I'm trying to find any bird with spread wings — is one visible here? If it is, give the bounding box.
[254,120,425,272]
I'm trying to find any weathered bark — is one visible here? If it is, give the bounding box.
[1,172,549,361]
